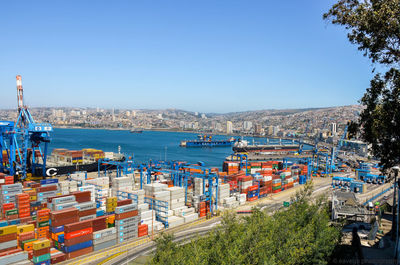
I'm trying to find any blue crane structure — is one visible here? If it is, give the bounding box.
[97,158,220,216]
[0,76,53,178]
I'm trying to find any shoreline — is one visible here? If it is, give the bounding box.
[53,126,282,139]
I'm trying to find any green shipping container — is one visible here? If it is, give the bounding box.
[38,221,49,228]
[6,209,18,216]
[21,239,36,250]
[33,253,51,263]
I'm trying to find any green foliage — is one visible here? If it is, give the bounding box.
[148,183,341,265]
[323,0,400,66]
[324,0,400,171]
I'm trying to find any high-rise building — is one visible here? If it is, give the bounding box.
[330,123,337,135]
[226,121,233,134]
[243,121,252,131]
[254,124,262,134]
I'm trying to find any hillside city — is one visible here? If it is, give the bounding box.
[0,105,362,142]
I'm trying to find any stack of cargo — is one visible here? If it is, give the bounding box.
[50,248,67,264]
[112,176,134,195]
[58,181,77,195]
[71,191,92,203]
[36,185,58,203]
[77,201,97,221]
[1,183,22,208]
[0,249,28,264]
[163,187,185,210]
[115,203,139,243]
[85,177,110,207]
[222,161,239,175]
[223,197,239,208]
[198,201,206,217]
[193,178,203,196]
[82,149,105,161]
[249,162,261,174]
[64,220,93,259]
[217,184,230,205]
[272,179,282,193]
[131,189,145,205]
[246,185,258,201]
[0,225,18,253]
[238,176,253,193]
[93,227,116,251]
[106,197,117,214]
[78,186,95,202]
[167,216,184,228]
[144,183,167,197]
[50,208,79,251]
[32,239,51,265]
[18,224,36,252]
[50,195,77,211]
[236,193,246,205]
[137,224,148,237]
[70,172,87,184]
[0,174,14,186]
[37,209,51,239]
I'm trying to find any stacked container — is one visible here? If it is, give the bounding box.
[32,239,51,265]
[115,203,139,243]
[93,227,116,251]
[64,220,93,259]
[272,179,282,193]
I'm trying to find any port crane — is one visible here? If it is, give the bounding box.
[0,76,53,179]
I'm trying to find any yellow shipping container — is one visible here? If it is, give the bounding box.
[33,239,51,250]
[30,196,37,201]
[17,224,34,234]
[0,225,17,236]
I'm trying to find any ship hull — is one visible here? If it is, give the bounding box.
[38,162,100,177]
[233,145,299,153]
[181,141,234,147]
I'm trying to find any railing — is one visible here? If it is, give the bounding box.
[362,185,394,206]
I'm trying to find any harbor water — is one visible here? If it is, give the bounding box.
[50,128,311,168]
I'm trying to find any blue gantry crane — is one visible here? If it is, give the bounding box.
[0,76,53,178]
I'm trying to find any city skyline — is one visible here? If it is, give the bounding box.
[1,1,373,112]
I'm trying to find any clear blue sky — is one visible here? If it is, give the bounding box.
[0,0,373,113]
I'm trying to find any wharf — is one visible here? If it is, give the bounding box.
[226,153,312,161]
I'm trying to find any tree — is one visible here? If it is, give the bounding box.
[148,182,341,265]
[323,0,400,171]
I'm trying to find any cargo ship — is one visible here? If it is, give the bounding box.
[233,139,299,153]
[180,134,236,147]
[34,148,124,177]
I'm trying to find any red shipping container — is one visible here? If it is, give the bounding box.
[18,231,35,242]
[70,191,91,203]
[36,185,57,193]
[37,209,51,217]
[64,233,93,246]
[115,210,138,220]
[52,216,80,227]
[117,199,132,207]
[79,208,96,217]
[51,253,67,264]
[64,227,92,240]
[64,220,92,234]
[0,248,21,257]
[0,233,17,243]
[66,246,93,259]
[32,247,50,257]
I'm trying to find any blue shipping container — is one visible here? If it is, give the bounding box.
[63,240,93,253]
